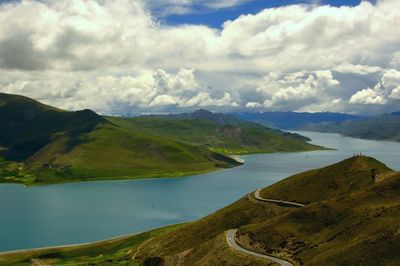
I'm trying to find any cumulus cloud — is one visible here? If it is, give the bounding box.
[245,101,262,109]
[0,68,238,113]
[349,88,386,105]
[216,0,400,71]
[0,0,400,114]
[1,0,400,73]
[258,70,339,110]
[0,0,156,71]
[349,69,400,105]
[390,52,400,69]
[334,62,382,75]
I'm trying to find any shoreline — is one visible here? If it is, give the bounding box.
[0,164,235,188]
[0,222,188,256]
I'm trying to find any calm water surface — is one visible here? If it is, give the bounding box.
[0,131,399,252]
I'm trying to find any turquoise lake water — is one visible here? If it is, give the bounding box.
[0,131,399,252]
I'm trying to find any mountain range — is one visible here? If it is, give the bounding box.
[234,111,362,129]
[301,112,400,142]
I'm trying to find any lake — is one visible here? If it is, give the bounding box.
[1,131,399,252]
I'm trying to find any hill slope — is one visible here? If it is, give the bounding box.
[108,110,322,155]
[3,156,399,265]
[302,112,400,142]
[0,93,239,185]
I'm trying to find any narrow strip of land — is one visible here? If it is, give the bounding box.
[254,189,305,207]
[226,229,294,266]
[0,234,135,256]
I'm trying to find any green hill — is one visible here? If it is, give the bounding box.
[301,112,400,142]
[0,93,321,186]
[3,156,399,265]
[0,93,239,185]
[108,110,321,155]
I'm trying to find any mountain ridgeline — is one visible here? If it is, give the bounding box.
[2,156,399,265]
[234,111,362,129]
[0,93,321,185]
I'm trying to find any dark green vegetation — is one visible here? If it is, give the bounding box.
[0,93,321,185]
[108,109,321,155]
[301,112,400,142]
[3,156,399,265]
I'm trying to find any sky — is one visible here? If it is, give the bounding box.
[0,0,399,115]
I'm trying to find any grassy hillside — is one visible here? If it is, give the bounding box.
[0,93,239,185]
[301,112,400,142]
[108,110,322,155]
[3,156,399,265]
[0,223,185,266]
[240,157,400,265]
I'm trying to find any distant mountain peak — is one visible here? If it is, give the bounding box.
[191,109,213,118]
[190,109,242,125]
[192,108,212,114]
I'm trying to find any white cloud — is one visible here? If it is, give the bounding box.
[182,92,238,107]
[334,62,382,75]
[349,88,386,105]
[0,0,156,71]
[149,94,179,106]
[258,70,339,110]
[0,68,237,113]
[390,52,400,69]
[216,0,400,71]
[2,0,400,73]
[349,69,400,104]
[385,70,400,100]
[245,102,262,109]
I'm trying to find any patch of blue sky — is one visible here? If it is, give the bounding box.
[161,0,375,28]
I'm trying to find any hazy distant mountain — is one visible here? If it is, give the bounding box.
[234,111,362,129]
[302,112,400,142]
[140,109,245,126]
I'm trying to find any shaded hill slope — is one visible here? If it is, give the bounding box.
[3,156,399,265]
[0,93,108,160]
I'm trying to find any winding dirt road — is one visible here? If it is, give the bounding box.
[226,229,294,266]
[254,189,305,207]
[225,188,307,265]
